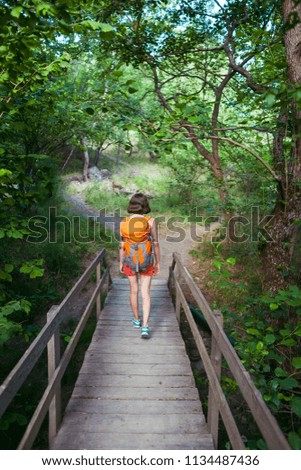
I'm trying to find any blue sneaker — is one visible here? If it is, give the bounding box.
[132,318,141,328]
[141,326,150,339]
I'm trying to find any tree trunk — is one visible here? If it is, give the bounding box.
[81,138,89,182]
[116,144,121,165]
[94,146,101,167]
[150,63,231,217]
[260,1,301,292]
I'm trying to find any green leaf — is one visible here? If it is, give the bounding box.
[280,378,298,390]
[80,20,114,32]
[11,6,23,18]
[280,329,291,337]
[280,338,297,346]
[29,267,44,279]
[0,229,5,239]
[4,264,14,273]
[294,325,301,336]
[84,107,95,115]
[212,260,223,270]
[0,169,12,177]
[99,23,114,32]
[292,357,301,369]
[19,260,45,278]
[264,334,276,344]
[36,3,57,16]
[0,270,12,282]
[128,87,138,94]
[291,397,301,417]
[226,257,236,265]
[187,116,199,123]
[288,431,301,450]
[269,303,279,311]
[264,92,276,107]
[275,367,288,377]
[247,328,260,336]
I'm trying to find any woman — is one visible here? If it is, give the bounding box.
[119,193,160,338]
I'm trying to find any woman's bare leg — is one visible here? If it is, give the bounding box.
[140,275,152,327]
[128,275,139,320]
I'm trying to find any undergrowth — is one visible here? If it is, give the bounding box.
[0,195,117,448]
[190,238,301,449]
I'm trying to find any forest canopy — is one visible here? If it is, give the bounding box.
[0,0,301,450]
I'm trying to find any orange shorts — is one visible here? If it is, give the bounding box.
[123,264,155,277]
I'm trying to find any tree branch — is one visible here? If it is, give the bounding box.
[205,135,281,181]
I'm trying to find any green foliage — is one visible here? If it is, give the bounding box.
[219,280,301,448]
[193,239,301,448]
[0,299,31,347]
[0,0,300,450]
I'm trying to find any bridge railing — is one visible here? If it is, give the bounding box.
[0,248,111,450]
[168,252,290,450]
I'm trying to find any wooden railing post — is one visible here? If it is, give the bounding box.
[96,261,101,319]
[207,309,223,449]
[175,282,181,324]
[167,254,176,290]
[47,306,61,449]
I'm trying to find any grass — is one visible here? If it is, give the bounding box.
[190,238,263,314]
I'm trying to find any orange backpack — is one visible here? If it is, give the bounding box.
[120,215,154,272]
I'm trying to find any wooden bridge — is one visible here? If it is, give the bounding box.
[0,250,291,450]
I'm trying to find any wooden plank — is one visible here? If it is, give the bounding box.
[104,299,174,306]
[53,411,206,434]
[79,363,193,376]
[64,398,203,415]
[96,319,176,327]
[95,323,180,332]
[75,374,195,388]
[99,308,175,316]
[83,353,191,366]
[53,431,213,450]
[108,290,170,297]
[93,330,183,341]
[89,335,185,346]
[110,285,169,292]
[71,386,201,401]
[87,344,186,355]
[92,330,182,340]
[113,278,167,286]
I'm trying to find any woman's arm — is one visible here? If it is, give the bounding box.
[119,237,124,273]
[150,218,160,275]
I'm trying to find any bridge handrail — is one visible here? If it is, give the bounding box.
[168,252,291,450]
[0,248,111,449]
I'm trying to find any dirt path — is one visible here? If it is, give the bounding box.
[63,190,219,281]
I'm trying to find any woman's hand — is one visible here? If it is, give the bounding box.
[154,263,160,276]
[120,262,124,274]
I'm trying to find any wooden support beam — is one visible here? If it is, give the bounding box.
[207,310,223,449]
[47,306,61,449]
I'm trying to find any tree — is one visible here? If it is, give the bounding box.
[260,0,301,292]
[96,0,301,291]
